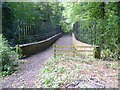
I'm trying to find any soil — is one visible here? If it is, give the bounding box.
[61,59,118,88]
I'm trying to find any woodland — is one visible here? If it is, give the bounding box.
[1,2,120,88]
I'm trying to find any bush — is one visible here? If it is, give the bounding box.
[0,34,19,76]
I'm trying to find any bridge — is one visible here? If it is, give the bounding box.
[2,21,112,88]
[14,20,100,59]
[2,30,102,88]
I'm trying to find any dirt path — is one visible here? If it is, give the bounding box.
[55,33,72,46]
[2,33,72,88]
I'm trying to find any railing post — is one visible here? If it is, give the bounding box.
[54,44,56,58]
[94,46,101,59]
[73,46,75,57]
[16,44,22,58]
[18,24,21,44]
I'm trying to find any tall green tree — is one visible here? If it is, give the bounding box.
[62,2,119,59]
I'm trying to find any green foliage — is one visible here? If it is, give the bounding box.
[62,2,119,60]
[8,2,62,23]
[2,2,15,45]
[2,2,63,45]
[2,2,119,60]
[0,34,19,76]
[60,20,68,33]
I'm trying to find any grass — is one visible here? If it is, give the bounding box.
[35,55,118,88]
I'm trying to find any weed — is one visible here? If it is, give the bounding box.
[0,35,20,76]
[54,66,65,73]
[106,63,117,69]
[41,66,52,73]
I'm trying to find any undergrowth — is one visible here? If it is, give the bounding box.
[0,34,20,76]
[36,55,118,88]
[35,55,118,88]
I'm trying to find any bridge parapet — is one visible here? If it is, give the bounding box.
[17,33,63,58]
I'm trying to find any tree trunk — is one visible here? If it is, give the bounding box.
[99,2,105,48]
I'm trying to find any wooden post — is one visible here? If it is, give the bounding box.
[54,44,56,58]
[73,46,75,57]
[18,25,21,44]
[94,46,101,59]
[16,44,22,58]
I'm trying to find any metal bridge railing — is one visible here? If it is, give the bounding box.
[73,19,103,45]
[13,20,61,45]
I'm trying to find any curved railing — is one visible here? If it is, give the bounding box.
[18,33,63,58]
[12,20,62,45]
[73,19,102,45]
